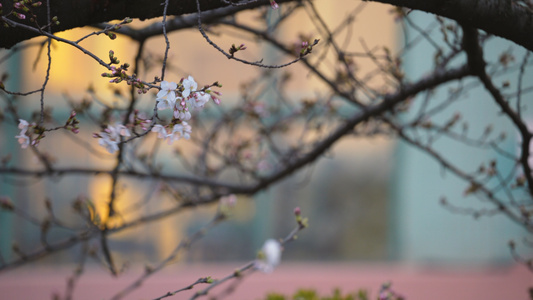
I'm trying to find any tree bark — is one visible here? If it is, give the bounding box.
[2,0,533,51]
[367,0,533,52]
[0,0,290,48]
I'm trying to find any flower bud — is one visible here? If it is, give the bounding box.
[14,12,26,20]
[294,206,301,216]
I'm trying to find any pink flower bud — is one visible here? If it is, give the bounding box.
[294,207,301,216]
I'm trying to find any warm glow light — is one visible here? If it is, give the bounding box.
[22,26,132,101]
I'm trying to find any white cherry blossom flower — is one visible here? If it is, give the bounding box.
[174,107,191,121]
[181,76,197,98]
[97,123,131,154]
[99,134,119,154]
[116,124,131,137]
[188,91,210,109]
[18,119,29,135]
[174,99,192,120]
[156,81,178,110]
[107,123,131,139]
[15,133,30,149]
[254,239,282,273]
[151,124,168,140]
[168,122,192,144]
[15,119,32,149]
[157,97,176,110]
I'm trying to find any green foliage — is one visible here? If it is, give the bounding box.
[261,284,406,300]
[262,288,367,300]
[264,293,286,300]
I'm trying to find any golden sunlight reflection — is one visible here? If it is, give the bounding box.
[21,27,133,102]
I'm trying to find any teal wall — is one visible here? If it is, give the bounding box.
[0,49,21,263]
[391,11,533,264]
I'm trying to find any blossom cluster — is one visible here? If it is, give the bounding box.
[156,76,220,121]
[15,119,32,149]
[94,123,131,154]
[12,76,219,153]
[149,76,219,144]
[151,122,192,145]
[92,76,220,153]
[14,112,80,149]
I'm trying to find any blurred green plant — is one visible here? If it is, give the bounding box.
[261,285,404,300]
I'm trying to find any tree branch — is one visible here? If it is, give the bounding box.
[367,0,533,52]
[0,0,300,48]
[461,24,533,195]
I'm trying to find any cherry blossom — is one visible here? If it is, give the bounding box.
[187,91,210,110]
[181,76,197,98]
[174,99,192,121]
[156,80,178,110]
[149,76,220,145]
[15,133,30,149]
[98,134,120,154]
[173,108,192,121]
[254,239,282,273]
[14,119,31,149]
[151,124,168,140]
[97,123,131,154]
[18,119,29,134]
[116,124,131,137]
[168,122,192,144]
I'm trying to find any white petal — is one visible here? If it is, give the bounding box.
[255,239,282,273]
[156,89,168,99]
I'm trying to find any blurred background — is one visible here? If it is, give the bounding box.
[0,1,531,299]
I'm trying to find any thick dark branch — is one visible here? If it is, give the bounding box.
[461,25,533,195]
[367,0,533,52]
[243,64,471,194]
[95,4,275,42]
[0,0,299,48]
